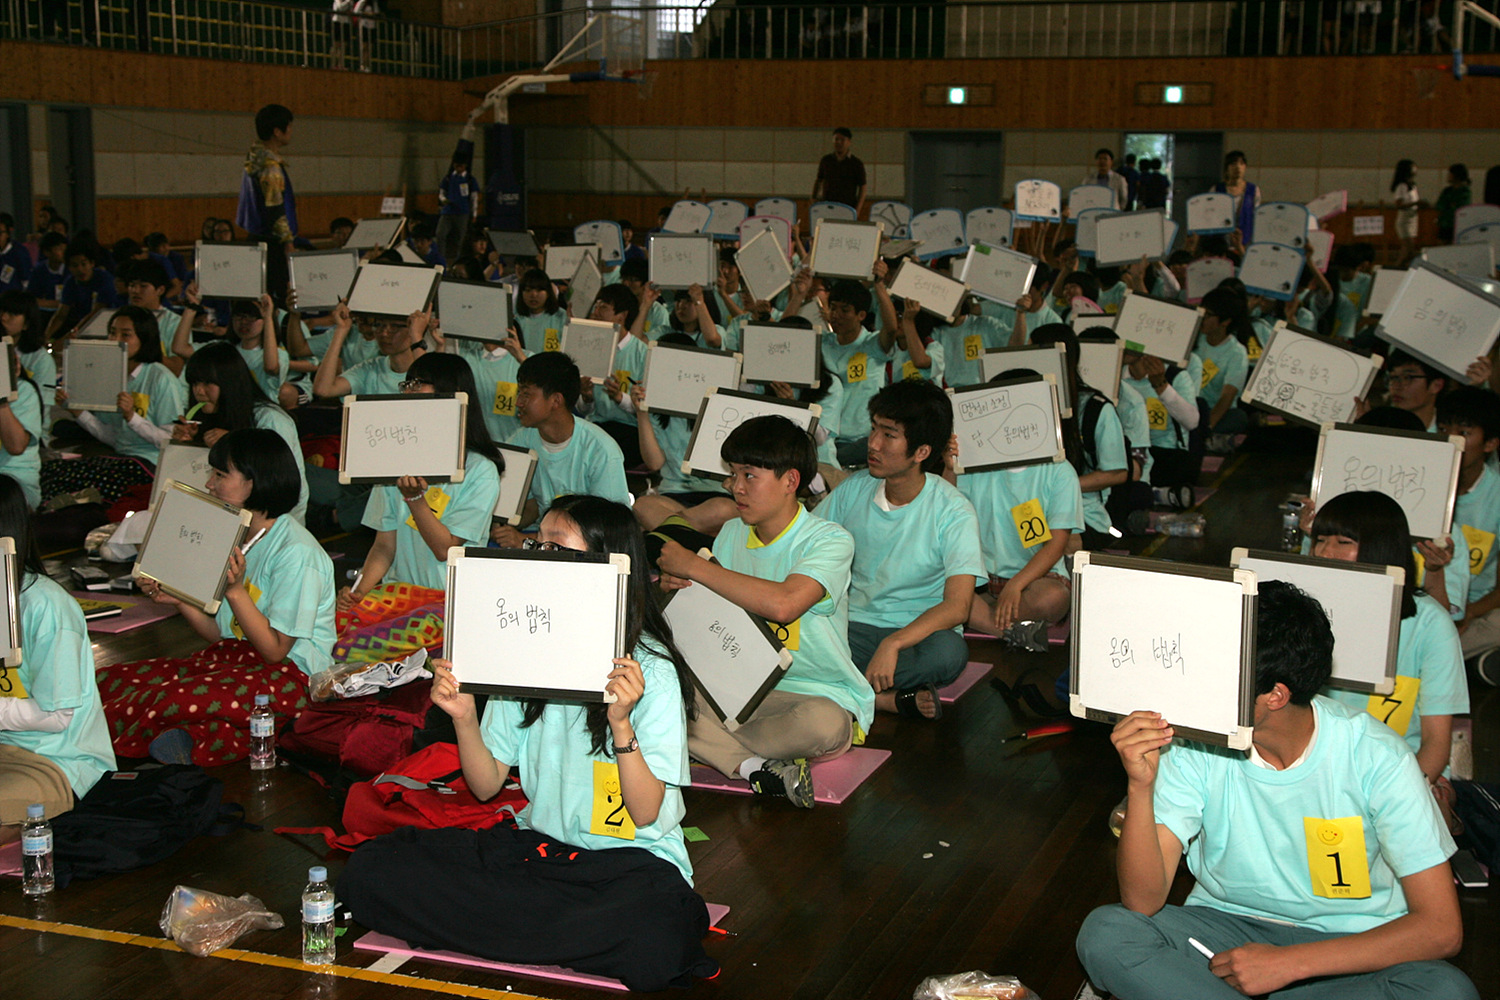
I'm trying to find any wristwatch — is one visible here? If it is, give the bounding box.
[613,737,639,754]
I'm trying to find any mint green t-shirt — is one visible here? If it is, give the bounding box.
[649,415,728,496]
[1080,392,1128,533]
[956,461,1082,579]
[0,379,43,508]
[821,328,886,443]
[507,420,630,514]
[253,403,308,525]
[96,362,185,461]
[1453,463,1500,604]
[343,355,407,396]
[457,343,524,445]
[362,451,502,589]
[590,332,647,428]
[516,309,567,353]
[878,336,945,386]
[934,314,1008,389]
[1194,333,1249,406]
[214,515,336,677]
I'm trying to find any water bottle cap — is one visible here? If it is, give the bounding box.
[254,694,270,706]
[309,866,327,882]
[26,803,43,819]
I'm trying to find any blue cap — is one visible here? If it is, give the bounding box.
[309,866,327,882]
[26,803,43,819]
[255,694,270,706]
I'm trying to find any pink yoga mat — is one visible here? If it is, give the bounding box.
[938,661,990,704]
[1200,455,1224,473]
[71,591,179,634]
[0,840,20,876]
[689,747,890,804]
[353,903,731,992]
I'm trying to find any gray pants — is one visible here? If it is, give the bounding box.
[1459,606,1500,657]
[1077,903,1478,1000]
[688,689,852,778]
[846,621,969,690]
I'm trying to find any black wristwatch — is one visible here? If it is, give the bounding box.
[613,736,639,754]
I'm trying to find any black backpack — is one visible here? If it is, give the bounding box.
[51,765,246,888]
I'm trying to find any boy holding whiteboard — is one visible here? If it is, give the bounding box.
[1437,389,1500,669]
[657,416,872,808]
[819,280,887,467]
[816,381,984,719]
[312,302,428,399]
[1077,582,1476,1000]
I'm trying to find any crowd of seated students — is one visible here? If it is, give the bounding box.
[0,142,1495,996]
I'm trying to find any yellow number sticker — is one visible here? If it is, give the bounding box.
[543,328,560,352]
[1011,498,1052,547]
[132,392,150,419]
[0,660,29,698]
[767,617,801,651]
[901,360,919,381]
[588,760,636,840]
[614,369,633,393]
[964,334,983,362]
[1200,358,1220,390]
[1461,524,1495,577]
[1303,816,1372,899]
[1145,396,1169,431]
[404,486,451,530]
[492,380,517,417]
[847,353,867,383]
[1413,548,1426,589]
[229,581,264,641]
[1366,674,1421,736]
[1247,335,1262,362]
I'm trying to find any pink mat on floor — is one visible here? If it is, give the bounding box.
[1047,621,1070,645]
[1200,455,1224,473]
[0,840,20,876]
[1193,487,1218,506]
[938,661,990,703]
[71,591,178,634]
[353,903,731,992]
[689,747,890,804]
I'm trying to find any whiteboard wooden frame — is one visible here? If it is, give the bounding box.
[443,547,628,702]
[0,538,20,669]
[1241,322,1383,428]
[346,217,406,251]
[1013,179,1062,223]
[1069,552,1257,751]
[738,323,822,388]
[734,228,794,303]
[1113,291,1203,365]
[946,374,1067,474]
[1231,547,1400,695]
[437,277,512,342]
[487,229,541,259]
[648,233,717,291]
[1186,193,1236,235]
[0,337,16,402]
[195,241,267,301]
[642,342,745,419]
[345,260,443,319]
[1310,422,1464,540]
[682,389,821,479]
[150,442,214,508]
[288,248,361,312]
[978,342,1074,417]
[1076,337,1125,405]
[958,242,1037,307]
[887,259,968,323]
[337,392,469,485]
[132,479,253,615]
[1094,209,1168,266]
[62,337,129,411]
[559,318,620,384]
[809,219,883,280]
[1306,190,1348,222]
[492,443,538,525]
[662,551,793,730]
[1373,261,1500,381]
[738,216,793,260]
[544,244,602,283]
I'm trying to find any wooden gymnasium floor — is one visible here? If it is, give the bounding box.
[3,428,1498,1000]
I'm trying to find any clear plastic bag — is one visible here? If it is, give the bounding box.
[159,885,285,957]
[913,971,1039,1000]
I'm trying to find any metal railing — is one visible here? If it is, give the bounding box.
[3,0,1497,79]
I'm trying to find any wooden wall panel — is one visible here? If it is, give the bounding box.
[96,192,405,245]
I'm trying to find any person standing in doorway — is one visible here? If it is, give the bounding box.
[813,128,867,218]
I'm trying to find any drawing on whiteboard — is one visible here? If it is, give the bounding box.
[1252,341,1369,424]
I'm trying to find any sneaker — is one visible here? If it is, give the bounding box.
[1206,433,1235,455]
[1000,619,1050,653]
[748,758,814,808]
[1476,647,1500,687]
[148,727,195,766]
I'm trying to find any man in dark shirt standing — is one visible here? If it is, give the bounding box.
[813,127,867,217]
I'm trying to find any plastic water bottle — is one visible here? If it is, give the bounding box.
[21,804,54,896]
[302,866,335,965]
[1281,504,1303,552]
[249,694,275,771]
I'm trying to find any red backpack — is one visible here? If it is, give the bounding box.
[277,679,434,780]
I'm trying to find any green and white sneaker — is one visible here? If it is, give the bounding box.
[748,758,814,808]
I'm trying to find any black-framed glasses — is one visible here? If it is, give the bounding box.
[398,378,431,392]
[522,538,580,552]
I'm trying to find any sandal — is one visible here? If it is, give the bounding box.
[893,683,942,720]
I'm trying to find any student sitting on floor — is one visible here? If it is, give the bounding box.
[657,415,872,808]
[175,292,288,402]
[0,334,45,511]
[945,369,1082,651]
[513,268,568,353]
[312,302,429,399]
[1438,388,1500,678]
[493,351,631,548]
[339,495,718,993]
[1076,581,1477,1000]
[1193,287,1253,451]
[0,474,116,840]
[820,279,887,467]
[639,282,721,347]
[1384,351,1446,433]
[578,284,647,469]
[1121,344,1202,504]
[815,380,984,720]
[100,429,334,765]
[43,238,122,341]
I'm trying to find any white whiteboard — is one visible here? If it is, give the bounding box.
[1231,548,1400,694]
[1242,323,1382,427]
[1308,229,1335,274]
[869,201,912,236]
[753,197,797,225]
[1113,292,1202,365]
[959,242,1036,307]
[195,242,266,301]
[346,217,405,251]
[1374,262,1500,380]
[438,278,511,342]
[735,229,793,303]
[72,307,114,340]
[492,443,537,525]
[662,200,713,234]
[62,338,129,411]
[559,318,620,383]
[888,259,968,323]
[1455,204,1500,232]
[487,229,540,259]
[338,393,468,484]
[444,548,628,701]
[1186,193,1236,235]
[345,261,442,318]
[289,249,360,312]
[1069,185,1115,213]
[966,207,1014,248]
[568,255,602,320]
[133,480,252,615]
[1095,209,1167,266]
[396,244,424,264]
[1311,423,1464,539]
[1014,179,1062,223]
[1073,208,1111,257]
[809,219,882,280]
[649,234,716,290]
[572,221,625,264]
[151,443,214,507]
[0,539,20,668]
[1254,202,1311,249]
[739,323,821,388]
[908,208,967,260]
[738,216,793,260]
[1306,190,1348,221]
[682,389,821,479]
[1421,242,1495,280]
[809,201,857,224]
[948,374,1065,474]
[1457,223,1500,252]
[1077,338,1125,405]
[643,343,744,418]
[979,342,1072,417]
[1072,314,1116,335]
[662,561,792,729]
[704,199,749,239]
[1239,242,1305,302]
[1364,267,1406,317]
[1185,256,1237,304]
[544,244,601,283]
[1070,553,1256,750]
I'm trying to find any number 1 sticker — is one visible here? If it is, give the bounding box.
[1303,816,1372,899]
